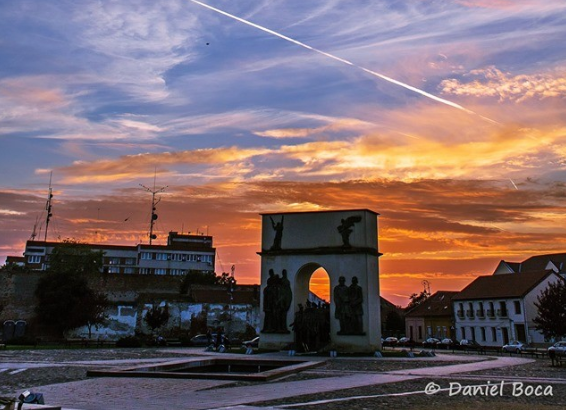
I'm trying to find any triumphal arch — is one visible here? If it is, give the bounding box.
[258,209,382,352]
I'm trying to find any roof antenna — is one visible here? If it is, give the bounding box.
[140,169,167,244]
[44,172,54,241]
[422,280,431,294]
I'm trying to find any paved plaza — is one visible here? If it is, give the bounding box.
[1,347,565,410]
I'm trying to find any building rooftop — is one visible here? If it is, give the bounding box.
[405,291,458,317]
[453,270,559,301]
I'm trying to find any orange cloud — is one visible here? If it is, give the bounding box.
[4,177,566,306]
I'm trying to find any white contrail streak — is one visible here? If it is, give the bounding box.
[189,0,497,123]
[509,178,519,190]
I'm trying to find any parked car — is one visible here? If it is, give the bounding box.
[502,341,529,353]
[190,333,215,346]
[383,337,398,347]
[422,337,440,348]
[242,336,260,348]
[437,338,457,349]
[397,337,415,348]
[548,341,566,355]
[460,339,484,351]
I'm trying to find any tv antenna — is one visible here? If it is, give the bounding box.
[140,171,167,244]
[44,172,54,241]
[422,280,431,294]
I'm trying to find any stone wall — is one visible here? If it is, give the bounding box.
[0,269,259,340]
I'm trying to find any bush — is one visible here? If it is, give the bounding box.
[6,336,38,346]
[115,336,142,348]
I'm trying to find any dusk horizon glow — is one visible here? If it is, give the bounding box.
[2,0,566,306]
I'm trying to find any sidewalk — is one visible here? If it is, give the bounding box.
[22,354,533,410]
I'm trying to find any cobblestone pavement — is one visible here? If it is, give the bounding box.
[0,347,564,410]
[0,347,194,396]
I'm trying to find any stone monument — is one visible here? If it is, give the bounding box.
[258,209,382,352]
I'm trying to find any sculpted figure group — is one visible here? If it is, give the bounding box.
[290,301,330,352]
[333,275,364,335]
[261,269,292,333]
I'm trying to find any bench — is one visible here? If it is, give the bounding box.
[549,351,565,366]
[96,340,116,348]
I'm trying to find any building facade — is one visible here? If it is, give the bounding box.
[452,270,562,347]
[20,231,215,276]
[405,291,458,342]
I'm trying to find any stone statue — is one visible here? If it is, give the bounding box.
[270,215,284,250]
[333,276,350,334]
[261,269,277,332]
[336,215,362,247]
[277,269,293,332]
[262,268,292,333]
[348,276,364,334]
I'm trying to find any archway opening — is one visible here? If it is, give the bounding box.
[309,267,330,303]
[292,265,331,352]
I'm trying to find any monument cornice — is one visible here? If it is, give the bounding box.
[257,247,382,257]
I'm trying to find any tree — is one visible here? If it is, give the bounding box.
[405,289,431,312]
[144,303,170,333]
[34,243,109,338]
[533,279,566,340]
[84,292,109,339]
[384,310,405,335]
[179,270,237,294]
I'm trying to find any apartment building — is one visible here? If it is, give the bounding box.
[20,231,215,276]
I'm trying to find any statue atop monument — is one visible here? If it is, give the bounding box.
[337,215,362,247]
[270,215,284,250]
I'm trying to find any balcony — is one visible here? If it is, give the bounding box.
[476,309,485,318]
[466,310,475,319]
[497,309,508,318]
[486,310,495,318]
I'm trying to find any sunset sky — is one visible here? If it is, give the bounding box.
[1,0,566,306]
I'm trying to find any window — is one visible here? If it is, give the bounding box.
[124,267,135,274]
[107,266,120,273]
[418,326,423,340]
[427,326,432,337]
[155,268,166,275]
[409,326,414,340]
[491,327,497,342]
[28,255,41,264]
[461,327,466,340]
[139,268,150,274]
[514,301,521,315]
[498,301,508,317]
[156,253,168,261]
[108,257,120,265]
[140,252,152,260]
[125,258,135,265]
[480,327,486,341]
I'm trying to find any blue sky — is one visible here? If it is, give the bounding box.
[1,0,566,304]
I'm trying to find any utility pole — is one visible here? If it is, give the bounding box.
[140,172,167,245]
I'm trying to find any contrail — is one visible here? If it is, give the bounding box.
[509,178,519,190]
[189,0,497,123]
